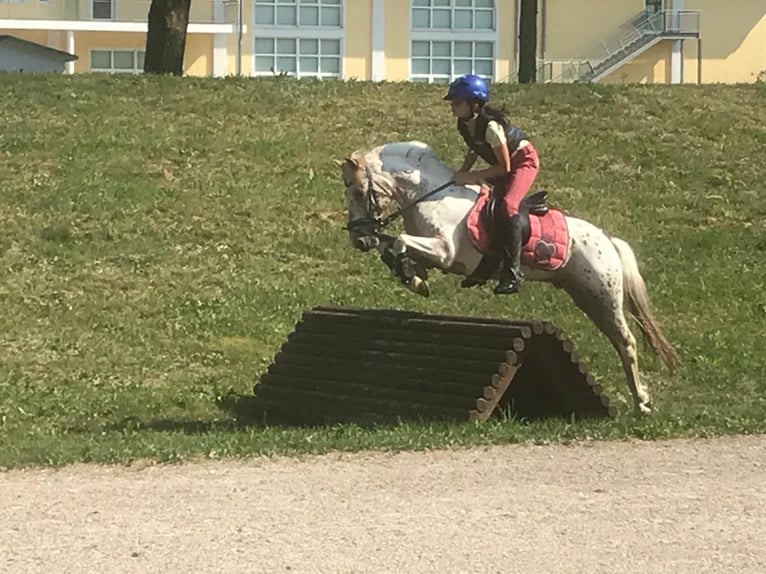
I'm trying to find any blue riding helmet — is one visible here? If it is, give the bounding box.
[443,74,490,103]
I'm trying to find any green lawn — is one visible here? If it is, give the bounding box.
[1,74,764,468]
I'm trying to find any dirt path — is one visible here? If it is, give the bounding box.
[2,434,765,573]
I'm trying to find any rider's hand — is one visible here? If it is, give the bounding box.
[453,170,476,186]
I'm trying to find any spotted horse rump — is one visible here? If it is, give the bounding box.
[466,184,570,271]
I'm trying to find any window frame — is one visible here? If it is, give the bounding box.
[411,0,496,31]
[89,48,146,73]
[91,0,115,20]
[251,0,345,79]
[409,37,496,84]
[409,0,498,83]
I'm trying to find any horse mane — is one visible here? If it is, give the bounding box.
[346,140,480,204]
[352,141,459,195]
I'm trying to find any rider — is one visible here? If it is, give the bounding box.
[444,73,539,295]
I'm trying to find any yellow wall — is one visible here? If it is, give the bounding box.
[189,0,215,23]
[4,0,764,83]
[68,31,209,75]
[345,0,371,80]
[185,34,213,76]
[72,32,144,73]
[683,0,766,83]
[554,0,765,84]
[0,29,49,45]
[46,1,212,22]
[0,0,67,19]
[385,0,410,81]
[1,0,212,22]
[544,0,646,60]
[602,40,671,83]
[224,1,249,75]
[497,0,515,80]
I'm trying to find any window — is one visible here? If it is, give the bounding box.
[254,0,341,27]
[92,0,114,19]
[645,0,663,12]
[410,0,496,83]
[90,49,145,73]
[253,0,343,79]
[254,38,341,78]
[412,0,494,30]
[411,40,493,84]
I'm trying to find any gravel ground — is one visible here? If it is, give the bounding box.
[2,434,765,573]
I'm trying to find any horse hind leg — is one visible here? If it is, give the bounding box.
[563,258,653,416]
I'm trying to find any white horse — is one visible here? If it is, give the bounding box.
[337,140,681,416]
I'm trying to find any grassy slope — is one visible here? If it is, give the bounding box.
[1,74,764,468]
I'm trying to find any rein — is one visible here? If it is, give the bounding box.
[377,177,455,228]
[344,170,455,235]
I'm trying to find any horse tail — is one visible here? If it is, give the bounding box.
[610,236,682,373]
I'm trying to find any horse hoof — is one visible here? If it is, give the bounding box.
[410,276,431,298]
[636,403,653,416]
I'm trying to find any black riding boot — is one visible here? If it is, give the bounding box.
[460,254,501,288]
[494,214,524,295]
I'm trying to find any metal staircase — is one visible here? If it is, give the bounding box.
[549,9,700,83]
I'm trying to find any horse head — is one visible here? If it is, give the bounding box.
[335,150,396,252]
[337,141,476,252]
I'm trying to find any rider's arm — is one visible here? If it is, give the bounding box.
[460,150,478,172]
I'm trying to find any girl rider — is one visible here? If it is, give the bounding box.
[444,74,539,295]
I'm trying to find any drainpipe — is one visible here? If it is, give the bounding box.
[670,0,683,83]
[541,0,547,75]
[236,0,243,76]
[514,0,521,78]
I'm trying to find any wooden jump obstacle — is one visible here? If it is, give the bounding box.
[250,306,617,425]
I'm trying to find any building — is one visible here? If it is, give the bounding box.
[0,34,77,72]
[1,1,764,84]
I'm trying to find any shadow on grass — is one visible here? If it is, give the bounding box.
[67,392,408,435]
[66,392,572,437]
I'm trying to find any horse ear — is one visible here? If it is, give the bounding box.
[334,157,358,171]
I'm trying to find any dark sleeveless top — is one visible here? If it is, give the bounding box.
[457,111,528,166]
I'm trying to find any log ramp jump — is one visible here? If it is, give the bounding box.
[250,306,617,426]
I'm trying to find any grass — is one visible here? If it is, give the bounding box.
[0,73,765,469]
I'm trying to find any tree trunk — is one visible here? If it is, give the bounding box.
[144,0,192,75]
[518,0,538,84]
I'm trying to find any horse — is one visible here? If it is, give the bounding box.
[336,140,681,416]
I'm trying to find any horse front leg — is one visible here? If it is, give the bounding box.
[390,233,455,297]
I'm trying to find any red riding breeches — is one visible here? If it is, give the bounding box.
[493,142,540,218]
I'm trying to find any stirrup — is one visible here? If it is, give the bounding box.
[493,280,522,295]
[493,269,524,295]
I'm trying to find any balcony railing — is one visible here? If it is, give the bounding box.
[581,10,700,68]
[543,9,700,83]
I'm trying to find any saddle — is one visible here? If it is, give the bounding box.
[480,190,550,249]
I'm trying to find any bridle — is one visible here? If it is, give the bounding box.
[343,167,454,238]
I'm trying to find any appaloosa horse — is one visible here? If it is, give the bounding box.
[337,140,681,416]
